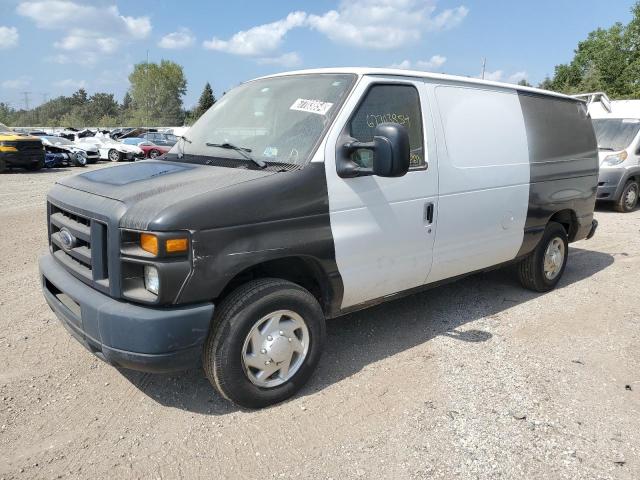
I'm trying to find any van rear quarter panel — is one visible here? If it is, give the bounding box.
[516,93,598,255]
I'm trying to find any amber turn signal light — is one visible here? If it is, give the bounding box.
[140,233,159,255]
[166,237,188,253]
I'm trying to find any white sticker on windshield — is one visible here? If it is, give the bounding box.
[290,98,334,115]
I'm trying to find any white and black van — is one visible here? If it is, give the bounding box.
[40,69,599,408]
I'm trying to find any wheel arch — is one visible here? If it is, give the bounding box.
[548,209,578,241]
[213,255,339,317]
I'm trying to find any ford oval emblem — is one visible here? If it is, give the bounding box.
[59,228,77,251]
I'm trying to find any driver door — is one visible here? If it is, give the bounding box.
[322,76,438,309]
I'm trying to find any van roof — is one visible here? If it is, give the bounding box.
[588,99,640,120]
[257,67,579,102]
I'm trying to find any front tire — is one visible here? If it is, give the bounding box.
[26,159,44,171]
[108,149,122,162]
[614,180,639,213]
[149,149,161,159]
[203,278,326,409]
[518,222,568,292]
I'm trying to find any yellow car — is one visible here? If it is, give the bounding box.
[0,123,45,173]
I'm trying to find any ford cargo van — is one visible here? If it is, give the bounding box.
[39,69,599,408]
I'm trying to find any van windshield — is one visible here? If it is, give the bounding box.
[592,118,640,151]
[172,74,356,167]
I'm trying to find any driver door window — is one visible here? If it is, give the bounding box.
[349,84,425,169]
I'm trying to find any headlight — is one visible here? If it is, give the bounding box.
[602,151,628,166]
[144,265,159,295]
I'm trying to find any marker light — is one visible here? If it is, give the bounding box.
[166,237,188,253]
[140,233,158,255]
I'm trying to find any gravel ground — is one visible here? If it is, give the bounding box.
[0,163,638,480]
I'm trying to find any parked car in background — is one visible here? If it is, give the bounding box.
[0,122,45,172]
[138,141,171,159]
[141,132,178,147]
[580,92,640,212]
[40,136,97,165]
[120,137,170,159]
[81,136,144,162]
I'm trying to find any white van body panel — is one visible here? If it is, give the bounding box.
[427,83,530,282]
[324,75,438,309]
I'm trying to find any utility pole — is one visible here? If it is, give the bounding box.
[21,91,31,110]
[481,57,486,80]
[146,49,149,127]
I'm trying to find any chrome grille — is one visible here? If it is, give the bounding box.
[49,203,109,289]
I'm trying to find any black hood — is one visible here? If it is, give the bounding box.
[57,160,275,230]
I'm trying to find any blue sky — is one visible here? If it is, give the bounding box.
[0,0,637,110]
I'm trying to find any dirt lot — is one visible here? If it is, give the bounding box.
[0,163,639,479]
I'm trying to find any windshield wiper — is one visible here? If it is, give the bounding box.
[206,142,266,169]
[598,146,615,151]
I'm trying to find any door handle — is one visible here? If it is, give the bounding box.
[423,202,434,225]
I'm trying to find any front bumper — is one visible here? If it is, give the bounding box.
[597,167,625,201]
[39,254,214,373]
[0,150,44,167]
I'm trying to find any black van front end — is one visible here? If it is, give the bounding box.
[40,254,214,372]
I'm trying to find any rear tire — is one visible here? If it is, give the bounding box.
[614,180,639,213]
[108,149,122,162]
[518,222,568,292]
[203,278,326,409]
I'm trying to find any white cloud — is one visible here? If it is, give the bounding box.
[1,76,31,89]
[256,52,302,68]
[478,70,529,84]
[507,71,528,84]
[53,78,87,89]
[390,60,412,69]
[390,55,447,71]
[159,28,195,49]
[307,0,469,50]
[0,26,19,49]
[203,12,307,56]
[482,70,504,82]
[17,1,151,63]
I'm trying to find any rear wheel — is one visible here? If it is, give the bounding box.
[518,222,568,292]
[108,149,122,162]
[203,278,326,409]
[614,180,639,213]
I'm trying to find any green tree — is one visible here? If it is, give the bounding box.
[128,60,187,125]
[517,79,532,87]
[196,82,215,116]
[546,2,640,98]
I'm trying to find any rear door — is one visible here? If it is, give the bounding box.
[323,75,439,309]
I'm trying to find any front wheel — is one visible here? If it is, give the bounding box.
[615,180,639,213]
[149,149,161,159]
[203,278,326,409]
[108,149,122,162]
[517,222,568,292]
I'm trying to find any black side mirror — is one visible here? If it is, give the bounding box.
[338,123,410,178]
